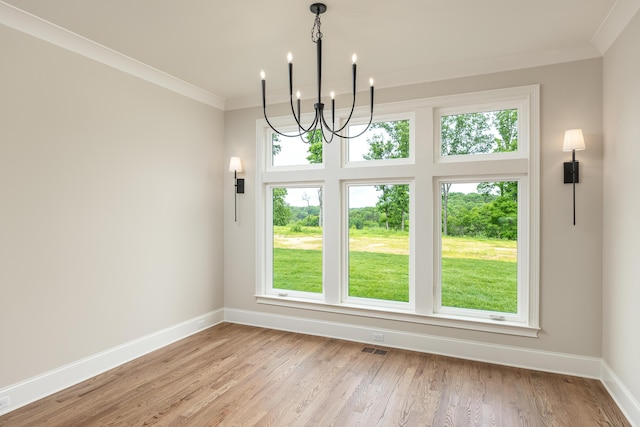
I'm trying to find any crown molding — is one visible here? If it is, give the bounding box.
[0,1,226,110]
[592,0,640,55]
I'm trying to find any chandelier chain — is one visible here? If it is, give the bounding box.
[311,13,323,42]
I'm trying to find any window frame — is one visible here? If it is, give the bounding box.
[255,85,540,338]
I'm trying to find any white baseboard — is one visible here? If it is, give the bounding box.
[0,309,224,417]
[602,362,640,426]
[224,308,602,379]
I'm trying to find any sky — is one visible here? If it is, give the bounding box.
[283,186,381,208]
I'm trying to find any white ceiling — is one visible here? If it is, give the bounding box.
[1,0,638,110]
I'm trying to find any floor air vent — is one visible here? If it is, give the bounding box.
[362,347,387,355]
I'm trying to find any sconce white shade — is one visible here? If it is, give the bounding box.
[563,129,586,152]
[229,157,243,172]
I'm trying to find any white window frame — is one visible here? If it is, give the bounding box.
[255,85,540,338]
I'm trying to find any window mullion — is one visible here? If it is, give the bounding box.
[322,137,343,304]
[414,107,434,314]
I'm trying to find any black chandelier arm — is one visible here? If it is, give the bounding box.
[265,89,374,141]
[298,114,321,142]
[319,80,375,138]
[341,110,374,139]
[288,95,318,135]
[318,92,375,140]
[322,130,337,144]
[319,122,337,144]
[287,55,320,136]
[263,106,311,139]
[319,110,339,138]
[337,83,375,138]
[329,92,358,135]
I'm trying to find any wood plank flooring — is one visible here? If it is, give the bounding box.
[0,323,630,426]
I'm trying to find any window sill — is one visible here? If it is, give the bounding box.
[256,295,540,338]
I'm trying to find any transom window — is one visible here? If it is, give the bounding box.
[256,86,539,337]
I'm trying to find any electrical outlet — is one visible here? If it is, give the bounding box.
[0,396,10,410]
[373,333,384,342]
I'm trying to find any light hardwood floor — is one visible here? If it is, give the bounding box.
[0,323,630,426]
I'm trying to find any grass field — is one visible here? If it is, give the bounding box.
[272,226,517,312]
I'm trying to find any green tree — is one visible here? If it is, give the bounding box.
[440,112,493,234]
[272,133,281,157]
[363,121,410,230]
[272,188,290,226]
[304,130,323,226]
[444,191,517,240]
[305,130,323,164]
[363,120,410,160]
[477,110,519,200]
[349,207,380,229]
[493,109,518,153]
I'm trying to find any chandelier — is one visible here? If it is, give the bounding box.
[260,3,374,144]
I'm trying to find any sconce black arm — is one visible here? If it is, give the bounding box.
[564,150,579,225]
[234,172,244,222]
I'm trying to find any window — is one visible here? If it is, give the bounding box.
[440,109,519,157]
[256,86,539,337]
[438,180,520,318]
[270,186,323,296]
[347,120,411,163]
[346,184,411,306]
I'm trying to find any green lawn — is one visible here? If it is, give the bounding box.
[349,251,409,301]
[272,227,517,312]
[273,248,323,293]
[441,257,517,313]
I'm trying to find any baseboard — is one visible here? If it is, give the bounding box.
[602,362,640,426]
[0,309,224,417]
[224,308,602,379]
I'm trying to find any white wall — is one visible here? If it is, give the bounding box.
[603,7,640,411]
[0,25,225,388]
[224,58,604,357]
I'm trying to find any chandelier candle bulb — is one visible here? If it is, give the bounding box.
[370,78,375,112]
[331,91,335,124]
[352,60,357,94]
[287,53,294,96]
[260,71,266,108]
[352,54,357,94]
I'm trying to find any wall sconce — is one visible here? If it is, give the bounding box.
[229,157,244,222]
[563,129,585,225]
